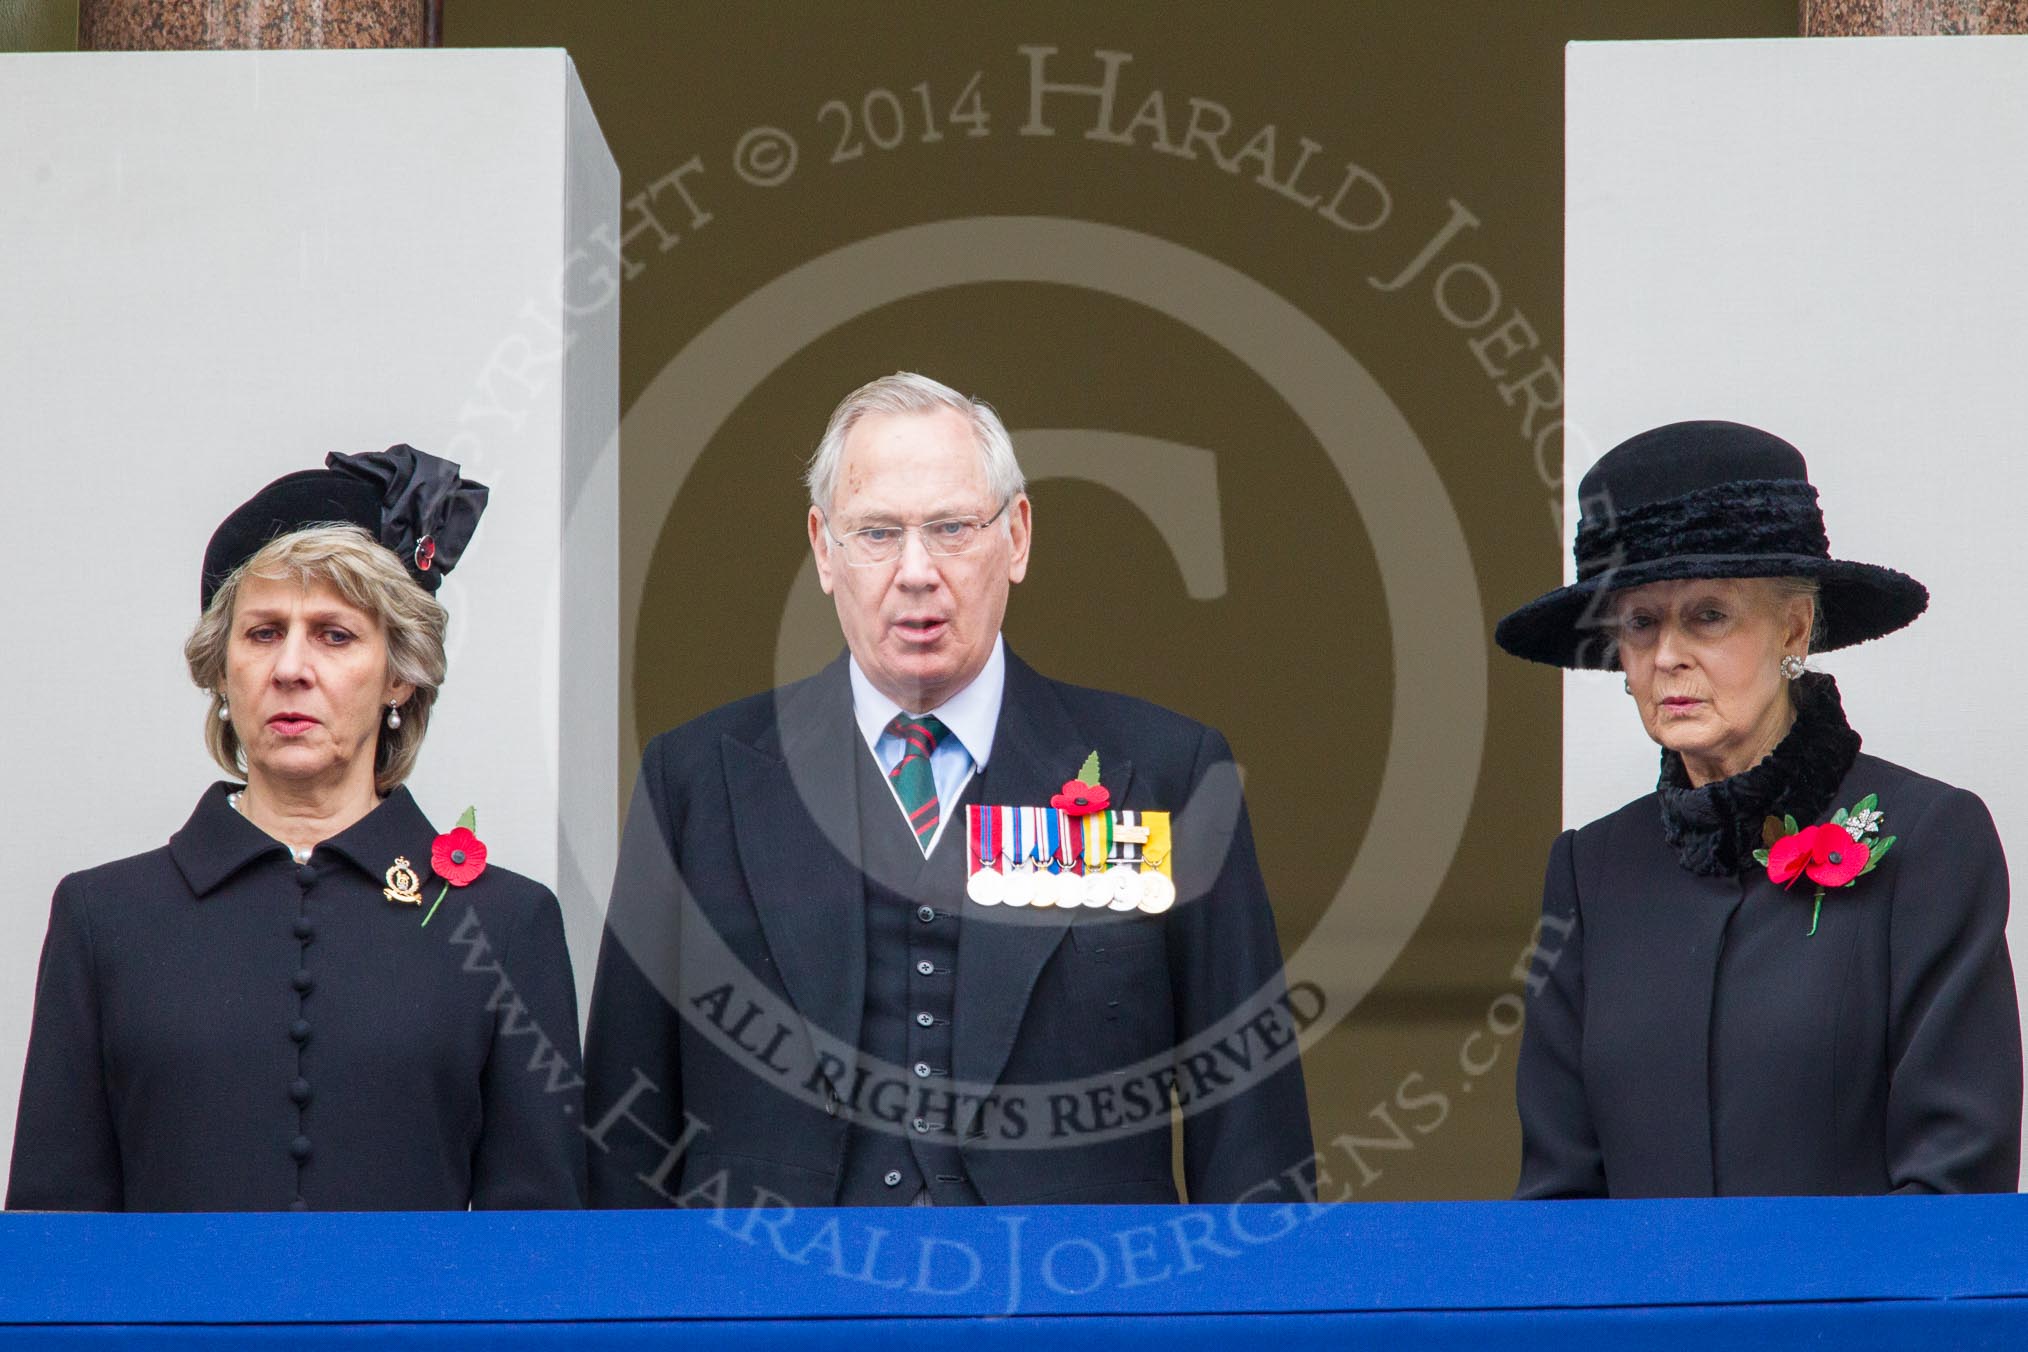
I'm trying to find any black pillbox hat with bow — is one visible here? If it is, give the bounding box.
[1494,420,1927,670]
[200,445,490,611]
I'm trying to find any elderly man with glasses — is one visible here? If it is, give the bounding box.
[584,372,1313,1210]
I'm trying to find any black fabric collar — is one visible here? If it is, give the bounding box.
[1655,671,1861,877]
[169,781,440,897]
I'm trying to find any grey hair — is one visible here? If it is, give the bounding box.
[804,371,1026,516]
[184,525,449,794]
[1764,575,1828,652]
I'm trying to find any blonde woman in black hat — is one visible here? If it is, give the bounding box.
[6,448,585,1212]
[1496,420,2020,1198]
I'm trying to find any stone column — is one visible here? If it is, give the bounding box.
[1801,0,2028,33]
[80,0,442,50]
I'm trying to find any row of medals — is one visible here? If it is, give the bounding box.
[967,861,1176,915]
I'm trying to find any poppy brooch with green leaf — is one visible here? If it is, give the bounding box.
[1049,750,1111,817]
[1753,793,1896,936]
[421,806,487,928]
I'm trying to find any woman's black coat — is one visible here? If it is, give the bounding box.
[1517,745,2022,1197]
[6,784,586,1211]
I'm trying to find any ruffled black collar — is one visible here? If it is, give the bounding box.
[1656,671,1861,877]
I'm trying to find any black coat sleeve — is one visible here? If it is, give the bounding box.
[470,887,587,1208]
[7,876,124,1211]
[1170,726,1315,1203]
[1884,786,2022,1193]
[1515,829,1608,1199]
[583,751,693,1207]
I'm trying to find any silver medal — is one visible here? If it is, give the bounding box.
[1108,866,1142,911]
[967,867,1005,906]
[1079,869,1113,907]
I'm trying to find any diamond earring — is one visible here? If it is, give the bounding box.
[385,703,402,730]
[1779,654,1806,680]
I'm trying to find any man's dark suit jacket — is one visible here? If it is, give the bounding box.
[583,651,1314,1207]
[1518,752,2021,1197]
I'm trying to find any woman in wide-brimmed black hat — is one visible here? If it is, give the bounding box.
[7,448,585,1212]
[1497,420,2019,1198]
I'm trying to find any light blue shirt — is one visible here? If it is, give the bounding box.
[849,636,1006,856]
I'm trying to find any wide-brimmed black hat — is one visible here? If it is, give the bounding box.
[1494,420,1927,670]
[200,444,489,610]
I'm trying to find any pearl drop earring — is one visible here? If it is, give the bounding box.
[385,703,402,730]
[217,696,230,721]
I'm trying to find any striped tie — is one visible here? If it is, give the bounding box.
[886,714,948,852]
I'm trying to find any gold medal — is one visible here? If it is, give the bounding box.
[383,856,423,906]
[1137,813,1176,914]
[1030,869,1061,908]
[1137,869,1177,914]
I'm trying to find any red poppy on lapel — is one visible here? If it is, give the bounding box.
[1768,823,1869,890]
[431,826,487,886]
[1051,749,1110,816]
[421,807,486,928]
[1754,794,1896,937]
[1050,779,1112,816]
